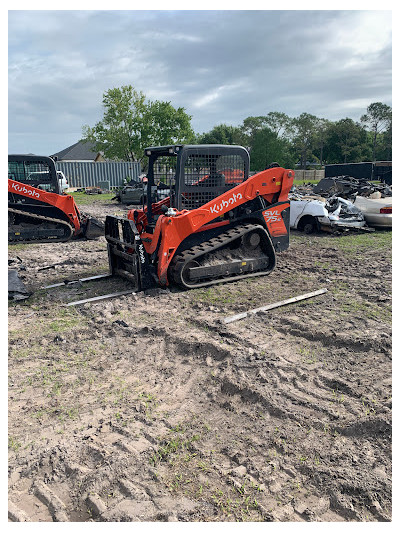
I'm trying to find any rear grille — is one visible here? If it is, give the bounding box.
[180,153,246,210]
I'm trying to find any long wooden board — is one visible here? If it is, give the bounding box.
[224,288,328,324]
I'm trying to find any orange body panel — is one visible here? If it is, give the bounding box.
[8,179,82,233]
[262,203,291,237]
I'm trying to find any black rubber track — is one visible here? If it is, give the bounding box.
[8,208,74,244]
[169,222,276,289]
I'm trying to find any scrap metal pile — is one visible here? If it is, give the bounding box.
[312,176,392,199]
[289,176,392,234]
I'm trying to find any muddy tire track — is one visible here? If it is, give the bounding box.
[9,218,391,522]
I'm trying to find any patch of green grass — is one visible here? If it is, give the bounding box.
[70,191,116,206]
[315,230,392,256]
[8,243,32,252]
[340,299,391,323]
[313,260,333,270]
[147,418,267,520]
[8,288,49,311]
[8,435,22,452]
[191,286,237,305]
[45,307,85,334]
[31,404,80,423]
[330,279,391,323]
[150,424,204,466]
[138,391,159,411]
[293,179,319,186]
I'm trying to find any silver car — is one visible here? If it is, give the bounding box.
[353,196,392,228]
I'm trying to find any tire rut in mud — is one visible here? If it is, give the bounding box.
[9,320,391,522]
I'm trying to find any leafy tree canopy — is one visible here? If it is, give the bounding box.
[250,127,296,171]
[360,102,392,134]
[82,94,391,169]
[291,113,320,169]
[324,118,370,164]
[196,124,244,145]
[82,85,195,164]
[360,102,392,160]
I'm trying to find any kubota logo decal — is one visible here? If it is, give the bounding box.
[11,182,40,199]
[210,192,243,214]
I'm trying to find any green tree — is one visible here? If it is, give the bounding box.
[196,124,244,145]
[312,118,332,166]
[324,118,370,163]
[250,127,296,171]
[291,113,320,169]
[360,102,392,161]
[264,111,292,137]
[240,116,268,153]
[82,85,194,164]
[241,116,268,138]
[375,120,392,161]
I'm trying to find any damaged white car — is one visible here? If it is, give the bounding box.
[290,195,367,233]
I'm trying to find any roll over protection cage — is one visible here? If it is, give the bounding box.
[144,144,250,223]
[8,154,61,195]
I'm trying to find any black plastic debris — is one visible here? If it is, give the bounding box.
[8,256,23,266]
[112,319,129,328]
[8,269,31,301]
[313,176,392,199]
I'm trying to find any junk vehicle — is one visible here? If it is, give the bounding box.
[114,181,146,205]
[310,172,392,229]
[114,181,170,205]
[289,194,367,233]
[353,195,392,228]
[104,144,294,291]
[57,171,69,192]
[8,154,104,244]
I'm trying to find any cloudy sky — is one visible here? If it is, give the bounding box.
[8,8,392,156]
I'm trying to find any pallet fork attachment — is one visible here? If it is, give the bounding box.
[42,217,157,305]
[105,215,156,292]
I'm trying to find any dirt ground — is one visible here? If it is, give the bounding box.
[8,201,392,522]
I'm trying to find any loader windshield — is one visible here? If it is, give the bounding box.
[152,156,177,187]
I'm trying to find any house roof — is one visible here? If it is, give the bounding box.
[51,140,101,161]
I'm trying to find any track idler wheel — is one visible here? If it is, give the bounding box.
[241,230,261,250]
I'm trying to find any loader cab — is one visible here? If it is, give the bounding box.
[8,155,62,195]
[144,144,250,222]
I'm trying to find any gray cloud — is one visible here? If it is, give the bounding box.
[8,10,392,155]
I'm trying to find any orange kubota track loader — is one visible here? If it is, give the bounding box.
[105,144,294,292]
[8,154,103,244]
